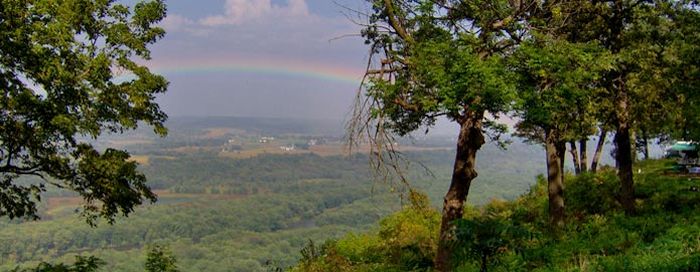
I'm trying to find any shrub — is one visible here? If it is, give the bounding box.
[12,256,104,272]
[377,205,440,270]
[293,240,353,272]
[452,215,530,271]
[565,170,620,217]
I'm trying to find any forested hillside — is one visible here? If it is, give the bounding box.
[2,0,698,271]
[0,138,547,271]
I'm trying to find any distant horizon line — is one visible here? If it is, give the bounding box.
[163,114,348,122]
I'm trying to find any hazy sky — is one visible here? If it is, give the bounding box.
[148,0,370,119]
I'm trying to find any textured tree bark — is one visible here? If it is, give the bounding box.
[615,91,636,215]
[569,141,581,175]
[559,141,566,182]
[546,130,566,227]
[615,127,636,214]
[630,130,638,163]
[580,139,588,172]
[591,129,607,173]
[641,130,650,160]
[434,111,485,272]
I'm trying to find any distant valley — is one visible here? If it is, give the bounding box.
[1,116,611,271]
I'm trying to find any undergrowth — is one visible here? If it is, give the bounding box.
[292,159,700,271]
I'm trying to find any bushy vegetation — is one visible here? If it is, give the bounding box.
[0,145,544,271]
[292,159,700,271]
[9,256,105,272]
[0,179,388,271]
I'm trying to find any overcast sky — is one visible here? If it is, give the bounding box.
[148,0,370,120]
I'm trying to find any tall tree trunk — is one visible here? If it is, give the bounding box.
[560,142,566,179]
[591,129,607,173]
[558,140,566,206]
[434,111,485,271]
[569,141,581,175]
[545,130,566,227]
[615,92,636,215]
[641,129,650,160]
[580,139,588,172]
[606,0,635,215]
[630,129,638,163]
[480,254,488,272]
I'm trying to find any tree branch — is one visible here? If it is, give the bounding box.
[384,0,414,44]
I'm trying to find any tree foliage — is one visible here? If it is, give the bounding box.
[512,33,614,225]
[0,0,168,224]
[145,244,179,272]
[577,0,700,214]
[355,0,700,268]
[11,256,104,272]
[352,1,527,269]
[665,3,700,140]
[354,0,518,142]
[512,36,612,144]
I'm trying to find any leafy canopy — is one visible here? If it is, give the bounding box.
[359,0,518,137]
[0,0,167,224]
[145,244,179,272]
[512,35,613,142]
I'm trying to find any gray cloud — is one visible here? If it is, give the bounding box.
[199,0,310,26]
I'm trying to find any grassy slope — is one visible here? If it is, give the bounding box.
[293,159,700,271]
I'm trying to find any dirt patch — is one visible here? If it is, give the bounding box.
[218,146,311,159]
[168,146,218,153]
[309,144,353,156]
[201,128,231,139]
[218,144,451,158]
[46,196,83,209]
[308,144,450,157]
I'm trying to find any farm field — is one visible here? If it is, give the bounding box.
[0,116,549,271]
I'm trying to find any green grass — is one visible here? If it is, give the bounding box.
[293,159,700,271]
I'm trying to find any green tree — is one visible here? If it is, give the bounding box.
[0,0,167,224]
[145,244,179,272]
[350,0,528,270]
[595,0,690,214]
[540,0,695,214]
[12,256,104,272]
[512,35,612,226]
[666,3,700,141]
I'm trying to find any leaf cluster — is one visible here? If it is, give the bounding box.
[511,34,613,143]
[0,0,168,223]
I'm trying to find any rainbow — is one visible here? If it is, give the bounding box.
[144,57,365,86]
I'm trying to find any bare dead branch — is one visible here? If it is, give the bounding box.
[328,33,363,43]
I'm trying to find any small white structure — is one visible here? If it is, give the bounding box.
[280,144,295,151]
[259,136,275,143]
